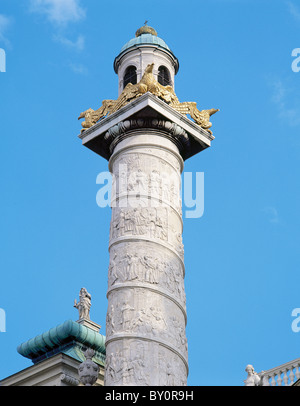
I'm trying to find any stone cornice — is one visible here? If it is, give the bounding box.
[78,92,214,161]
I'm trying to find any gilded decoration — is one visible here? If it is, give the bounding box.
[78,63,219,134]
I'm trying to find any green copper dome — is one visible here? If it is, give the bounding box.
[120,33,171,54]
[114,25,179,74]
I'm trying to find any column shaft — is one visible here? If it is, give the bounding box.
[104,131,188,386]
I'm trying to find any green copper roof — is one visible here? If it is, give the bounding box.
[114,30,179,74]
[120,33,171,54]
[17,320,106,365]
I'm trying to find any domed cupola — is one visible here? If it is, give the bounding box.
[114,23,179,96]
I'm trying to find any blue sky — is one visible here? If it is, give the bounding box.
[0,0,300,386]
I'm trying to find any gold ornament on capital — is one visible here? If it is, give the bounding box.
[78,63,219,134]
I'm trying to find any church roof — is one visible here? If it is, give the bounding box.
[17,319,106,366]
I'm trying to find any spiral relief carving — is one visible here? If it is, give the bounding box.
[105,132,188,386]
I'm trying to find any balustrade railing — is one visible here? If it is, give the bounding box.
[244,359,300,386]
[260,359,300,386]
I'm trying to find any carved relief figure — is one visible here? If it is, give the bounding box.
[158,348,187,386]
[149,169,161,198]
[125,253,139,281]
[108,253,119,285]
[107,289,187,355]
[105,352,122,384]
[110,207,168,242]
[120,300,134,330]
[141,255,158,284]
[105,342,149,386]
[112,154,182,212]
[128,168,148,195]
[106,304,115,336]
[108,247,186,304]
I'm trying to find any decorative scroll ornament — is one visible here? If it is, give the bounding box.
[78,63,219,134]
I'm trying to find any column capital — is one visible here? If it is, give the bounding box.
[78,92,214,161]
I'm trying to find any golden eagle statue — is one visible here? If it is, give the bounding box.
[78,63,219,134]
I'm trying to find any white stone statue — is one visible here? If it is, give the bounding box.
[244,364,261,386]
[74,288,92,320]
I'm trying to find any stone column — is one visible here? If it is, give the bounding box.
[104,119,188,386]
